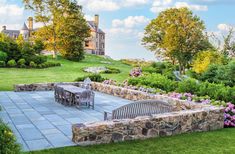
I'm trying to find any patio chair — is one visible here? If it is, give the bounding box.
[55,86,73,106]
[62,90,74,106]
[55,86,64,103]
[80,77,92,89]
[74,90,95,109]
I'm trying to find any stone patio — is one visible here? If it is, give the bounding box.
[0,91,132,151]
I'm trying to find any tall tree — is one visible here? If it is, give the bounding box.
[23,0,62,58]
[57,1,90,61]
[23,0,89,60]
[142,8,212,74]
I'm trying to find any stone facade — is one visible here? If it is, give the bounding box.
[72,106,224,145]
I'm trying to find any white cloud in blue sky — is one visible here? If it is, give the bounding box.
[0,0,235,60]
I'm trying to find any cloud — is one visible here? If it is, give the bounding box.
[112,16,150,28]
[150,0,208,13]
[0,1,25,30]
[84,14,94,21]
[150,0,172,13]
[0,4,24,17]
[217,24,234,32]
[175,2,208,11]
[122,0,149,7]
[77,0,149,12]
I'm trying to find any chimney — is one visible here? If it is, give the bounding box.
[28,17,33,31]
[28,17,33,37]
[2,26,6,30]
[94,14,99,28]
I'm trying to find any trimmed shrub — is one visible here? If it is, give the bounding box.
[0,51,7,62]
[102,67,121,74]
[43,62,61,67]
[17,59,26,68]
[75,74,106,82]
[35,62,61,69]
[29,61,37,68]
[176,79,235,102]
[128,73,177,92]
[142,62,176,80]
[0,61,6,67]
[29,55,47,65]
[176,78,199,94]
[7,59,17,67]
[0,120,21,154]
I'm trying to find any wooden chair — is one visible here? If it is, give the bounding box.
[104,100,173,120]
[74,90,95,109]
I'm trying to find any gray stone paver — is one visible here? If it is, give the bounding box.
[0,91,133,151]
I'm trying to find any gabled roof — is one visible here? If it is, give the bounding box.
[87,21,105,34]
[1,30,20,36]
[21,23,29,30]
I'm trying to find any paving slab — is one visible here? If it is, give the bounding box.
[0,91,133,151]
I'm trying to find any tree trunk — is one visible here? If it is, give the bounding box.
[52,29,57,59]
[179,63,185,75]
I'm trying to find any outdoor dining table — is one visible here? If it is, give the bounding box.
[55,85,94,109]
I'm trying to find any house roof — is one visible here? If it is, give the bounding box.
[87,21,105,34]
[1,30,20,37]
[21,23,29,30]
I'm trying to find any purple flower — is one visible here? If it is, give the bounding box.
[201,99,210,104]
[228,103,235,109]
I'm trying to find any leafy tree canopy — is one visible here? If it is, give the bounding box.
[23,0,90,61]
[142,7,213,74]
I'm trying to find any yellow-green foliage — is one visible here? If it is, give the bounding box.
[192,50,223,73]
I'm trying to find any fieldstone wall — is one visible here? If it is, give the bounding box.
[90,82,205,110]
[72,106,224,145]
[14,82,224,145]
[14,82,81,92]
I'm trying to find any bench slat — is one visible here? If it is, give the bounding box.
[105,100,173,120]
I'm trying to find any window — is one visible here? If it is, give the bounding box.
[85,41,89,47]
[102,43,105,49]
[96,42,98,48]
[101,34,105,39]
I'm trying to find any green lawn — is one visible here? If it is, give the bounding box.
[0,54,132,91]
[25,128,235,154]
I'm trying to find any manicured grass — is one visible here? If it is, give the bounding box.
[24,128,235,154]
[0,54,132,91]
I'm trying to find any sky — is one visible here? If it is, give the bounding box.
[0,0,235,60]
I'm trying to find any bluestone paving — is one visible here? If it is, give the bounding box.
[0,91,132,151]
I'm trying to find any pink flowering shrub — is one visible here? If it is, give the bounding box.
[169,92,234,127]
[224,103,235,127]
[169,92,210,103]
[129,67,142,77]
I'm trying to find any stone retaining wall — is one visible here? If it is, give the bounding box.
[90,82,205,110]
[14,82,225,146]
[14,82,81,92]
[72,106,224,145]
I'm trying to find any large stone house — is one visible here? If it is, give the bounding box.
[1,15,105,55]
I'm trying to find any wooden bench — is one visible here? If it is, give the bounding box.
[104,100,173,120]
